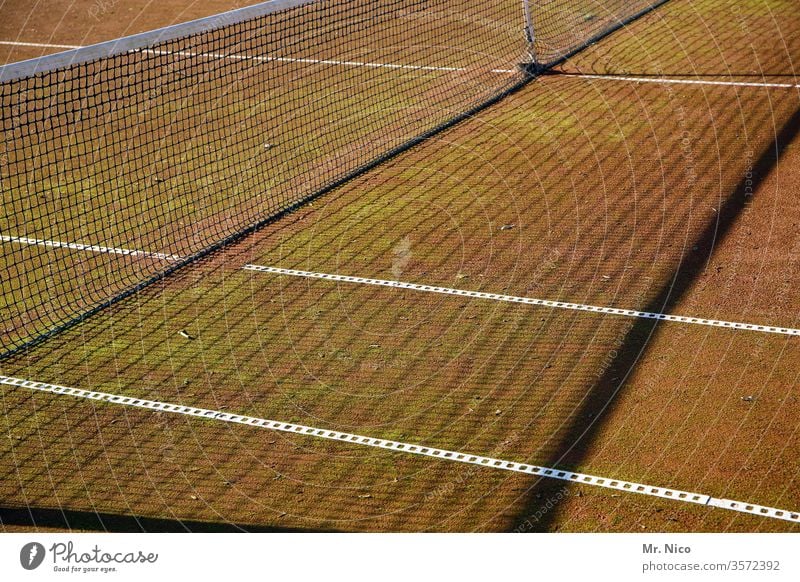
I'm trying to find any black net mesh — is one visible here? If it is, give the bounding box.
[531,0,668,65]
[1,0,664,357]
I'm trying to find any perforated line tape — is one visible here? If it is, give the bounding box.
[0,41,514,75]
[2,375,797,523]
[572,73,800,90]
[0,235,181,261]
[9,232,793,338]
[144,48,474,73]
[245,265,800,337]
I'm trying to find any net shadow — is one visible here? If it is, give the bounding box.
[514,102,800,532]
[0,505,333,532]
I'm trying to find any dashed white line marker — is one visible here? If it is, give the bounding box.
[0,40,81,50]
[3,230,796,337]
[0,40,514,74]
[568,73,800,90]
[1,374,796,524]
[0,235,181,261]
[245,265,800,337]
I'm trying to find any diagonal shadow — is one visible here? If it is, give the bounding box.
[513,102,800,532]
[0,505,335,533]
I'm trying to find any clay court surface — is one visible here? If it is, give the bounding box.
[1,0,799,532]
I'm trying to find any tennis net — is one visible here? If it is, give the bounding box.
[529,0,668,67]
[0,0,666,358]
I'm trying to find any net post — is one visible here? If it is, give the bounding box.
[521,0,539,72]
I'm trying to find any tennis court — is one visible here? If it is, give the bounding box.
[1,0,799,532]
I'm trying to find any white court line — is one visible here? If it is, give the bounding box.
[1,374,796,524]
[8,41,798,87]
[0,40,81,50]
[0,40,515,75]
[569,73,800,90]
[3,233,797,338]
[0,235,181,261]
[144,48,481,73]
[245,265,800,338]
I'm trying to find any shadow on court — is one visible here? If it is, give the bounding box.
[0,505,333,533]
[514,95,800,532]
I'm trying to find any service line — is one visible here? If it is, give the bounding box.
[2,230,797,338]
[0,374,796,524]
[0,40,81,50]
[0,40,515,74]
[0,234,181,261]
[245,265,800,337]
[5,41,797,87]
[567,73,800,90]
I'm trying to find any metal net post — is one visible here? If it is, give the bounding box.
[521,0,540,74]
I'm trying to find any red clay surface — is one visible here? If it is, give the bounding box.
[1,0,799,532]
